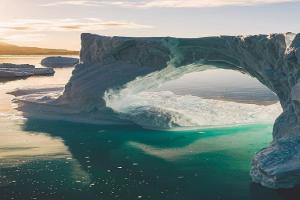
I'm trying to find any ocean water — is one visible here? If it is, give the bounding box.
[1,56,299,200]
[156,69,278,105]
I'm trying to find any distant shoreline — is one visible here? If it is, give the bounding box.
[0,54,78,56]
[0,41,79,56]
[0,52,79,56]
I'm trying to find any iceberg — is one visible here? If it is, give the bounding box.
[41,56,79,68]
[12,32,300,188]
[0,63,54,79]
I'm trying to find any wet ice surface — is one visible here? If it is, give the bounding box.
[1,56,298,200]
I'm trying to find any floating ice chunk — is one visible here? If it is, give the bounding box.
[41,56,79,68]
[0,63,54,78]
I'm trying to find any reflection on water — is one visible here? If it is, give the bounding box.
[0,119,68,166]
[1,120,300,200]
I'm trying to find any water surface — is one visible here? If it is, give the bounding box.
[1,56,298,200]
[157,69,278,105]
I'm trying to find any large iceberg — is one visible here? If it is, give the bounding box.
[13,32,300,188]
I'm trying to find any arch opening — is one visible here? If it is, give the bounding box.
[103,66,281,130]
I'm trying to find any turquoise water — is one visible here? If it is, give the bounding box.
[0,56,298,200]
[1,121,300,200]
[0,120,290,200]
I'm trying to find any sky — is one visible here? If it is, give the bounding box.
[0,0,300,50]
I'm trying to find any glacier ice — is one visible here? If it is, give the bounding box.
[12,32,300,189]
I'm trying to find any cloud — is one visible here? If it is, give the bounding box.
[40,0,299,8]
[0,18,152,33]
[0,33,45,43]
[41,0,104,7]
[0,18,151,44]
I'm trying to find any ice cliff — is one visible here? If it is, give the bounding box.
[16,32,300,189]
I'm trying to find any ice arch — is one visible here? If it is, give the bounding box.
[57,33,300,188]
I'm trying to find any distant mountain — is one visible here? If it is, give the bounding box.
[0,41,78,55]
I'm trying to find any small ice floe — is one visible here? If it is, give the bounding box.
[0,63,54,79]
[89,183,95,187]
[41,56,79,68]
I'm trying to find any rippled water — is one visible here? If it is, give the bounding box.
[1,56,298,200]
